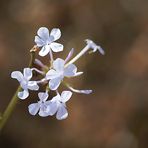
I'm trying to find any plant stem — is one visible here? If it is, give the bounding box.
[0,46,36,132]
[0,86,21,131]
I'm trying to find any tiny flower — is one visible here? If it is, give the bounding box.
[28,92,51,117]
[11,68,39,99]
[85,39,105,55]
[46,58,81,90]
[49,91,72,120]
[35,27,64,56]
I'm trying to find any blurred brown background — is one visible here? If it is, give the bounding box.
[0,0,148,148]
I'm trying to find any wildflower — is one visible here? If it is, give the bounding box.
[11,68,39,99]
[46,58,82,90]
[49,91,72,120]
[85,39,105,55]
[35,27,63,56]
[28,92,51,117]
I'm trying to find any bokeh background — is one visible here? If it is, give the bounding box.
[0,0,148,147]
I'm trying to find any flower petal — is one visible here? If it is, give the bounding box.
[23,68,32,80]
[27,81,39,90]
[50,42,63,52]
[38,92,49,102]
[64,64,77,77]
[28,103,40,115]
[18,89,29,100]
[37,27,49,41]
[46,69,59,80]
[39,103,51,117]
[34,36,45,47]
[56,104,68,120]
[95,46,105,55]
[85,39,105,55]
[11,71,24,82]
[39,45,50,56]
[53,58,65,72]
[48,99,59,115]
[49,77,61,90]
[50,28,61,41]
[61,91,72,103]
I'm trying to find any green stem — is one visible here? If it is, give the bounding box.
[0,86,21,131]
[0,46,36,132]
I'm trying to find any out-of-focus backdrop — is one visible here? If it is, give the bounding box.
[0,0,148,148]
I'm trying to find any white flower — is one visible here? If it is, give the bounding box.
[35,27,64,56]
[28,92,51,117]
[85,39,105,55]
[49,91,72,120]
[11,68,39,100]
[46,58,82,90]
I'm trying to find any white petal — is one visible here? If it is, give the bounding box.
[46,69,59,80]
[27,81,39,90]
[50,28,61,41]
[23,68,32,80]
[49,77,61,90]
[38,92,48,102]
[61,91,72,103]
[46,99,59,116]
[34,36,45,47]
[93,46,105,55]
[53,58,65,72]
[11,71,24,82]
[56,104,68,120]
[85,39,105,55]
[37,27,49,41]
[64,64,77,77]
[28,103,40,115]
[18,89,29,100]
[50,42,63,52]
[39,103,51,117]
[39,45,50,56]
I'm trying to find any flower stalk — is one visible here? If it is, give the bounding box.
[0,46,36,132]
[0,86,21,131]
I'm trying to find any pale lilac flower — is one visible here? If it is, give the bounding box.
[85,39,105,55]
[11,68,39,99]
[28,92,51,117]
[49,91,72,120]
[35,27,63,56]
[46,58,82,90]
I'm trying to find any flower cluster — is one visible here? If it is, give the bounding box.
[11,27,104,120]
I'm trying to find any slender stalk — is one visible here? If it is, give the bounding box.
[0,46,36,132]
[65,45,89,67]
[0,86,21,131]
[49,49,54,68]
